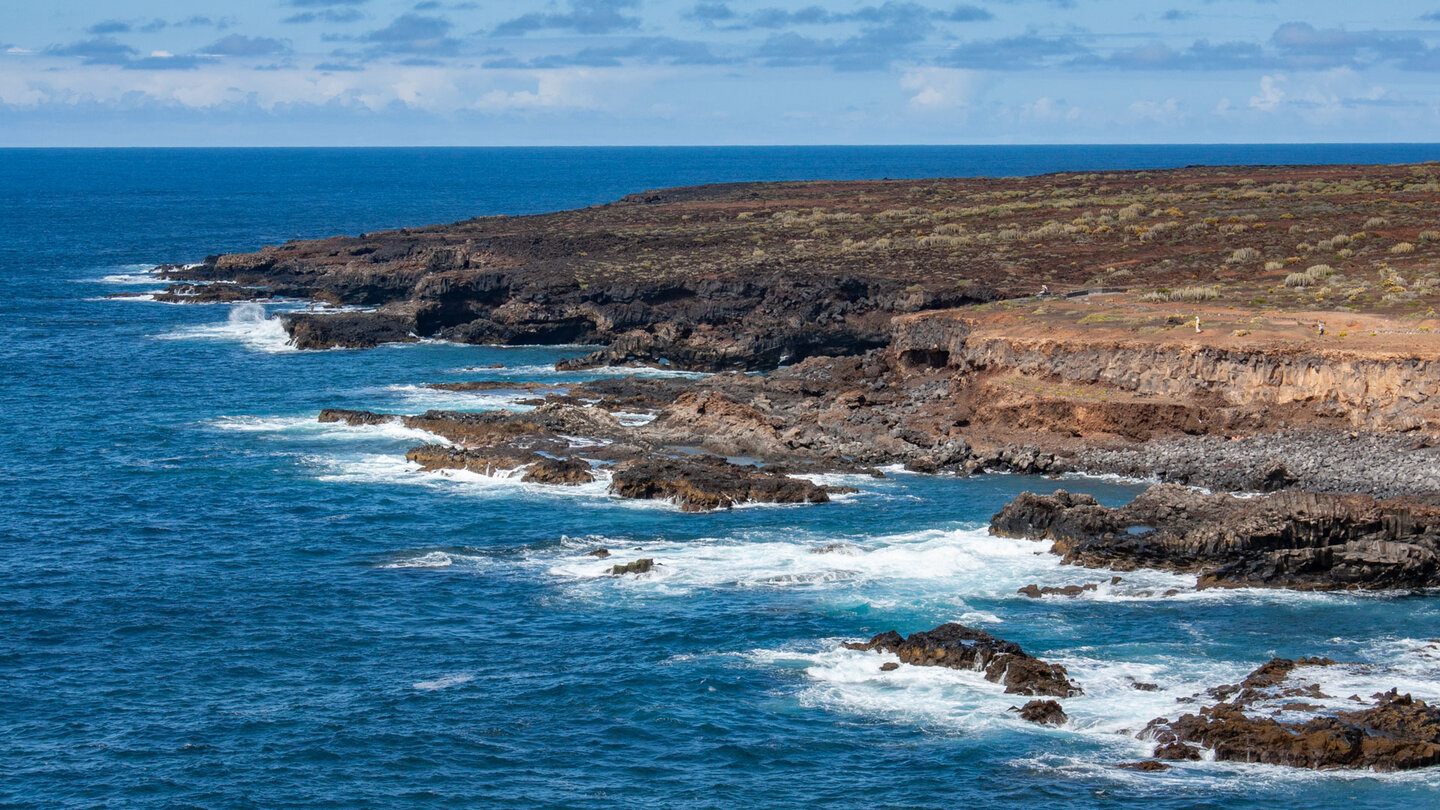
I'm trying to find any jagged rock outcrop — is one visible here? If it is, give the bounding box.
[1014,699,1069,726]
[990,484,1440,590]
[609,455,848,511]
[843,623,1081,697]
[1142,658,1440,771]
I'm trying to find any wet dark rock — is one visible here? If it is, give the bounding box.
[1152,742,1202,761]
[1017,583,1098,598]
[610,558,656,576]
[1141,660,1440,771]
[521,457,595,485]
[150,282,272,304]
[282,311,417,350]
[990,484,1440,590]
[845,623,1081,698]
[318,408,395,426]
[405,444,539,475]
[880,662,900,672]
[586,548,611,558]
[609,455,841,512]
[1014,699,1069,726]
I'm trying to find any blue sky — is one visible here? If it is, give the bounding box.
[4,1,1440,145]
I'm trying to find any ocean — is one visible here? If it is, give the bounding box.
[5,145,1440,808]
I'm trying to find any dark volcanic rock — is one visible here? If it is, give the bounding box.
[318,408,395,426]
[609,455,843,512]
[610,558,656,576]
[1015,699,1069,726]
[406,444,539,475]
[990,484,1440,590]
[521,456,595,485]
[1140,658,1440,772]
[1143,691,1440,772]
[844,623,1081,697]
[282,311,417,350]
[1017,583,1098,598]
[150,282,272,304]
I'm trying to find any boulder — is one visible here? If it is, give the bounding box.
[610,558,656,576]
[1014,699,1069,726]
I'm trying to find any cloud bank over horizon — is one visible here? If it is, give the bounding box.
[4,0,1440,145]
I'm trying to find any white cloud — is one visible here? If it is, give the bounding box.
[1127,97,1180,123]
[900,67,983,110]
[0,58,624,115]
[1249,74,1285,111]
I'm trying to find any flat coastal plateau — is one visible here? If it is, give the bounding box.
[136,161,1440,771]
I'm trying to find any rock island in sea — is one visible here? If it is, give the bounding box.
[151,161,1440,771]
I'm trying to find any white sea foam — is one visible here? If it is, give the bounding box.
[740,632,1440,783]
[98,273,162,285]
[209,414,448,445]
[375,383,537,413]
[97,292,160,302]
[612,411,657,426]
[412,673,475,690]
[543,525,1197,599]
[308,451,631,504]
[158,303,295,353]
[446,363,708,379]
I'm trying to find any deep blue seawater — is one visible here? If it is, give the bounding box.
[5,146,1440,809]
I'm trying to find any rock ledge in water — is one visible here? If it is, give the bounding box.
[843,623,1081,697]
[990,484,1440,590]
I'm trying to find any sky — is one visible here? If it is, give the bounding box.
[4,1,1440,145]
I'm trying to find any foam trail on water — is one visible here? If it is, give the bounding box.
[446,363,709,379]
[412,673,475,690]
[376,384,537,413]
[542,526,1199,599]
[210,414,449,445]
[158,303,295,353]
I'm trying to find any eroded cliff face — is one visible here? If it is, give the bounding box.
[891,311,1440,435]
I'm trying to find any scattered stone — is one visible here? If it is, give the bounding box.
[1017,583,1097,598]
[880,662,900,672]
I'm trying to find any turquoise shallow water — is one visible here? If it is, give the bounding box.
[5,146,1440,808]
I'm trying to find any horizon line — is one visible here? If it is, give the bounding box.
[4,142,1440,150]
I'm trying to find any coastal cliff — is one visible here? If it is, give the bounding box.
[153,162,1440,581]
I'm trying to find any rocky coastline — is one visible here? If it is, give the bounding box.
[162,163,1440,773]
